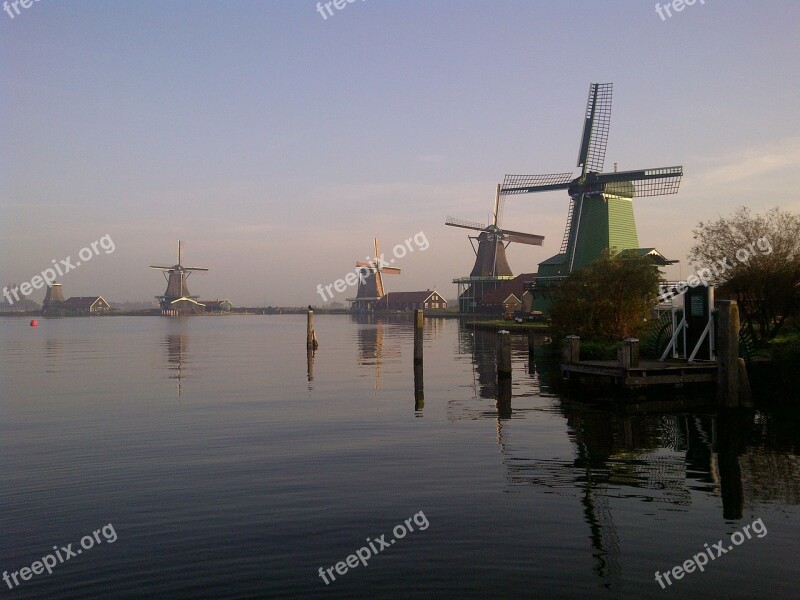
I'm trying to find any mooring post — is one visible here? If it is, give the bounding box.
[414,327,423,365]
[619,338,640,368]
[414,362,424,411]
[497,374,512,419]
[563,335,580,364]
[738,358,753,407]
[307,306,318,350]
[716,301,740,407]
[497,330,512,377]
[527,329,536,355]
[414,309,424,330]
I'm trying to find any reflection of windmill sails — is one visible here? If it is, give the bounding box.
[501,82,682,274]
[165,333,188,397]
[357,321,384,391]
[349,238,401,312]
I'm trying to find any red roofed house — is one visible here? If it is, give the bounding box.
[477,273,536,314]
[374,291,447,312]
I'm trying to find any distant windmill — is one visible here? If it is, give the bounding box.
[501,82,682,276]
[348,238,401,312]
[447,184,544,312]
[149,241,209,316]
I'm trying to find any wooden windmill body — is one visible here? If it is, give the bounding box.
[448,185,545,313]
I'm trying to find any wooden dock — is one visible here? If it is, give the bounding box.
[562,358,717,388]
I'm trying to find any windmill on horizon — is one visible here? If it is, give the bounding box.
[149,241,209,316]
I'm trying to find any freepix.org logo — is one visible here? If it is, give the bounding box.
[3,0,42,20]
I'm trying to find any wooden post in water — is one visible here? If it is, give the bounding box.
[413,309,423,365]
[497,330,512,377]
[414,362,424,411]
[307,306,319,350]
[563,335,580,364]
[497,374,512,418]
[716,301,740,407]
[527,329,536,355]
[414,328,423,365]
[618,338,640,368]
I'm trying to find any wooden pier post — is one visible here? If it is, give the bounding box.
[414,309,424,330]
[414,327,423,365]
[414,362,424,411]
[497,330,512,377]
[497,374,512,419]
[618,338,640,368]
[527,329,536,355]
[716,301,740,407]
[563,335,580,364]
[307,306,319,350]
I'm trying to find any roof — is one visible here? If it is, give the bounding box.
[61,296,109,309]
[539,253,567,266]
[481,290,521,304]
[377,291,442,305]
[481,273,536,303]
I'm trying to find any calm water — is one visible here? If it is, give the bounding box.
[1,315,798,599]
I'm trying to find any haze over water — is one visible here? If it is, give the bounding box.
[1,315,798,598]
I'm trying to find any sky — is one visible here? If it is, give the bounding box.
[2,0,799,306]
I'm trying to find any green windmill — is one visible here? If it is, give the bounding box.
[501,83,682,297]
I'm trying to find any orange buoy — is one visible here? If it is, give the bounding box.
[30,319,38,327]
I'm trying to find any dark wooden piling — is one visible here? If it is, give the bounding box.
[618,338,640,368]
[414,309,424,330]
[307,307,319,350]
[497,330,512,377]
[414,362,424,411]
[414,327,423,365]
[716,301,740,407]
[527,329,536,355]
[497,374,512,418]
[563,335,580,364]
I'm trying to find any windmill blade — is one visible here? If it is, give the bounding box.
[501,229,545,246]
[374,238,380,262]
[375,269,384,297]
[445,216,487,232]
[594,166,683,197]
[381,267,401,275]
[183,267,210,271]
[576,82,612,176]
[492,183,502,228]
[355,260,375,268]
[149,265,174,269]
[500,173,574,196]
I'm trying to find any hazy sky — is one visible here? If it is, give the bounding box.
[3,0,799,306]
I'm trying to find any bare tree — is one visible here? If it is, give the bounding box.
[689,207,800,340]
